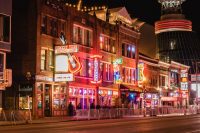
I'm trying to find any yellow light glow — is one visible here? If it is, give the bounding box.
[55,55,68,72]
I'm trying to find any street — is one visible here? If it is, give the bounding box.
[1,115,200,133]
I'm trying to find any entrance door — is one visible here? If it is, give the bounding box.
[44,84,51,117]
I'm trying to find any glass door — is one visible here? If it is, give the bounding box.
[44,84,51,117]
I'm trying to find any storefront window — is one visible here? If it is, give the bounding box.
[37,83,43,109]
[0,53,4,80]
[19,96,32,109]
[0,14,10,42]
[18,84,33,110]
[53,85,67,110]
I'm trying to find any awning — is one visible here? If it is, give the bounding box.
[145,87,159,93]
[99,84,118,91]
[120,84,143,92]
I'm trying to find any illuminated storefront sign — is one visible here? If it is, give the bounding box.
[55,45,78,54]
[138,62,144,81]
[180,69,188,90]
[113,58,122,84]
[35,75,53,82]
[161,97,177,101]
[55,55,68,72]
[191,74,200,82]
[91,55,102,84]
[54,33,81,82]
[55,73,74,82]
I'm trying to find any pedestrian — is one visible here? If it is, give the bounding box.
[77,103,82,109]
[96,104,100,110]
[68,102,74,116]
[90,103,95,109]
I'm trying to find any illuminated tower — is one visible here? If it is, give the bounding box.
[155,0,200,73]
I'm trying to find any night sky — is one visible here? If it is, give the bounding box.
[79,0,200,39]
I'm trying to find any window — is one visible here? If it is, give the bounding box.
[41,15,47,34]
[60,21,65,34]
[73,25,93,47]
[0,53,5,80]
[100,35,116,54]
[159,75,168,87]
[0,14,10,42]
[49,50,54,71]
[41,49,47,70]
[50,18,58,37]
[122,43,136,59]
[122,67,135,84]
[78,58,93,77]
[100,62,113,81]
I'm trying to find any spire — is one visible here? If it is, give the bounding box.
[77,0,82,11]
[106,8,110,22]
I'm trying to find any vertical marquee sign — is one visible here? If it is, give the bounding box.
[180,69,188,90]
[54,33,82,82]
[90,55,102,84]
[113,58,123,84]
[138,62,144,81]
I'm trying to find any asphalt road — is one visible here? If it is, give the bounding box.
[1,115,200,133]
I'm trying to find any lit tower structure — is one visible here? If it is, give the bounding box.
[155,0,200,73]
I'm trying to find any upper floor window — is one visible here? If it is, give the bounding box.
[73,24,93,47]
[41,49,47,71]
[50,18,58,37]
[159,75,168,87]
[100,62,113,81]
[170,71,179,86]
[122,67,135,84]
[0,53,5,80]
[0,14,10,43]
[77,58,93,77]
[100,35,116,54]
[41,48,55,71]
[41,15,65,38]
[41,15,47,34]
[49,50,54,71]
[122,43,136,59]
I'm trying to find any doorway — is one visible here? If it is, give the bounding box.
[44,84,51,117]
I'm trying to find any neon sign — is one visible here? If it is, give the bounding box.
[113,58,122,84]
[90,55,102,84]
[180,69,188,90]
[138,62,144,81]
[54,33,82,82]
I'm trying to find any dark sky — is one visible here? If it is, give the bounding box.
[81,0,200,38]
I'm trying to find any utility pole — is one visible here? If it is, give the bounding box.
[196,61,199,106]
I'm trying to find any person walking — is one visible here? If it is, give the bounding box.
[68,102,74,116]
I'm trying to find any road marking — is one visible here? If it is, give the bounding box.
[186,129,200,133]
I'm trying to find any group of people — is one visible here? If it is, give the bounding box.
[67,102,100,116]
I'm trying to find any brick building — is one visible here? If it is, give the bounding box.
[5,0,144,118]
[0,0,12,109]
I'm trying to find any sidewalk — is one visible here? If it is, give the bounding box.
[0,113,196,126]
[0,116,74,126]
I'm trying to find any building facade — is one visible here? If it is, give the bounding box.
[6,0,144,118]
[139,54,189,108]
[155,0,200,74]
[0,0,12,109]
